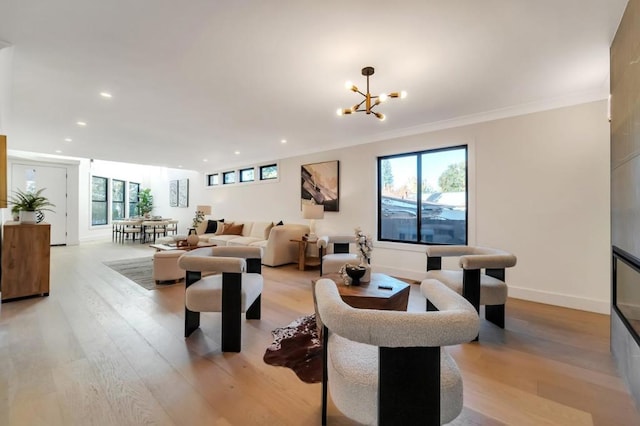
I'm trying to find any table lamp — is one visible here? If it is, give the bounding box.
[196,205,212,216]
[302,203,324,242]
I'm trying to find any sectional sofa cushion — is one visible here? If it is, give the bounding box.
[204,220,220,234]
[250,221,274,240]
[199,220,309,267]
[222,222,244,235]
[196,218,224,235]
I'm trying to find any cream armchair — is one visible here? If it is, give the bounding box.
[425,245,517,338]
[178,246,263,352]
[315,278,479,425]
[316,235,359,275]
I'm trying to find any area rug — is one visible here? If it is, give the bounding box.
[263,314,322,384]
[103,257,181,291]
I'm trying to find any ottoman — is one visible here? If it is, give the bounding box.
[153,250,187,284]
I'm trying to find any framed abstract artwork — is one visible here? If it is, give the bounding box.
[169,180,178,207]
[301,160,339,212]
[178,178,189,208]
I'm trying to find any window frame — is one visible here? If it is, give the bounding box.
[111,179,126,221]
[377,144,468,246]
[239,167,255,183]
[206,173,219,186]
[259,164,278,180]
[91,175,109,226]
[128,182,140,217]
[223,171,236,184]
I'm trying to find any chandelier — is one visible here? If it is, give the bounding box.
[337,66,406,121]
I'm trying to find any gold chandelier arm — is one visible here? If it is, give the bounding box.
[352,100,366,112]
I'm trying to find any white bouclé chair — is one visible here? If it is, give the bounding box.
[424,245,517,339]
[315,278,479,425]
[317,235,359,275]
[178,246,263,352]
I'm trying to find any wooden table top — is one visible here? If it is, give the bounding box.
[150,242,216,251]
[314,272,410,311]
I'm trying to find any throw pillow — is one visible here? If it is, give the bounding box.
[263,222,274,239]
[222,222,244,235]
[214,221,226,235]
[204,220,219,234]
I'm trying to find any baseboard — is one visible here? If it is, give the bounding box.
[508,287,609,314]
[374,265,610,314]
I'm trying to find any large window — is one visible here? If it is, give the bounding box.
[378,145,467,245]
[91,176,108,225]
[128,182,140,216]
[112,179,125,220]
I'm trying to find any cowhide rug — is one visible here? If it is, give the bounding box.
[263,314,322,383]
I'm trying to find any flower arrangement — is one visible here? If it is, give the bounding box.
[355,226,373,263]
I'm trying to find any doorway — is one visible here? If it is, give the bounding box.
[11,163,68,245]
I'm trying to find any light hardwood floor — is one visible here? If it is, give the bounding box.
[0,241,638,425]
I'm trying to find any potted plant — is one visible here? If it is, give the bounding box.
[10,205,20,221]
[8,188,56,224]
[138,188,153,218]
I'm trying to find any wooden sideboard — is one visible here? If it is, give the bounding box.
[1,222,51,302]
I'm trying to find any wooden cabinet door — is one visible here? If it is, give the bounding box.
[1,223,50,301]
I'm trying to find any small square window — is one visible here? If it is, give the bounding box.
[223,171,236,184]
[260,164,278,180]
[240,168,255,182]
[207,173,219,186]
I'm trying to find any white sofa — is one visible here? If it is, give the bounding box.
[195,220,309,267]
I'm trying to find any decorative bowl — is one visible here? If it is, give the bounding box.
[345,265,366,286]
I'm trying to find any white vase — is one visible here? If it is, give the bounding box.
[361,265,372,282]
[19,210,37,224]
[359,256,372,282]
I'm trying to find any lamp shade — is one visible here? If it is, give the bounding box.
[196,205,212,215]
[302,204,324,220]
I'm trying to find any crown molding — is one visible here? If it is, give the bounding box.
[371,89,609,144]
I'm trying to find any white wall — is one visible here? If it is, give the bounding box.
[0,43,12,134]
[195,100,611,313]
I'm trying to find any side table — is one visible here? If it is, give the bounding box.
[290,238,321,271]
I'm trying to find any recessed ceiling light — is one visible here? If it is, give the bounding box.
[281,139,287,144]
[64,138,72,142]
[178,165,183,168]
[55,150,62,153]
[234,151,240,155]
[77,121,87,126]
[100,92,112,98]
[203,159,208,162]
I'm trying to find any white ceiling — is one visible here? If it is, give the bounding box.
[0,0,628,172]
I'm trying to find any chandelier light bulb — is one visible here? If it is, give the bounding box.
[336,108,343,116]
[379,93,388,102]
[400,90,408,99]
[374,112,385,121]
